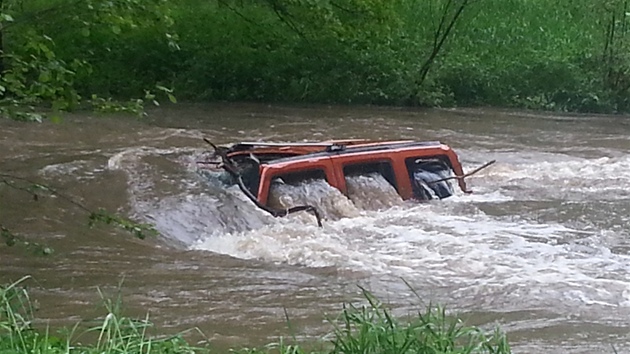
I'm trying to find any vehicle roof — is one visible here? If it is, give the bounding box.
[261,140,446,166]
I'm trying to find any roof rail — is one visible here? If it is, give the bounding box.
[236,141,339,147]
[231,141,351,153]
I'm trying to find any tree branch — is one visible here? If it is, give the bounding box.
[215,0,261,28]
[330,1,362,15]
[427,159,496,189]
[0,173,92,212]
[0,173,156,240]
[411,0,473,100]
[267,0,309,40]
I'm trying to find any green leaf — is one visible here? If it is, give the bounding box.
[81,27,91,37]
[50,114,63,124]
[155,85,172,93]
[39,71,51,83]
[1,13,14,22]
[167,93,177,103]
[111,25,122,34]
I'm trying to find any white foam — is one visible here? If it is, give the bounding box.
[486,156,630,182]
[109,144,630,319]
[39,160,89,176]
[192,201,630,316]
[345,173,403,210]
[461,154,630,202]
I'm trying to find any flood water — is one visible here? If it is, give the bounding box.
[1,103,630,353]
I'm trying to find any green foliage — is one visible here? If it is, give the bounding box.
[147,0,630,112]
[89,94,147,117]
[0,277,204,354]
[0,32,84,121]
[329,289,509,354]
[435,0,630,112]
[88,209,158,240]
[0,0,177,120]
[1,225,54,254]
[3,0,630,113]
[0,276,42,353]
[83,285,201,354]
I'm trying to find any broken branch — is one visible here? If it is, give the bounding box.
[427,159,496,187]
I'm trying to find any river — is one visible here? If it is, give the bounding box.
[1,103,630,353]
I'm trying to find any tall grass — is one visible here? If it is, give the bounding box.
[1,277,511,354]
[0,277,202,354]
[328,289,509,354]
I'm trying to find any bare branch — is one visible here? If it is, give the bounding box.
[412,0,473,99]
[330,1,362,15]
[427,160,496,188]
[267,1,309,40]
[0,173,156,239]
[0,173,92,213]
[215,0,261,28]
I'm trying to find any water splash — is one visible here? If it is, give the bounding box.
[458,153,630,204]
[268,179,360,220]
[107,146,273,244]
[107,144,630,321]
[192,200,630,318]
[190,153,630,321]
[345,173,403,210]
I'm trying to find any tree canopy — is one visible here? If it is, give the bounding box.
[2,0,630,116]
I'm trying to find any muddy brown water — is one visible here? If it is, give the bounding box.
[2,103,630,353]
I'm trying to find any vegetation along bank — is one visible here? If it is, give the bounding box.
[1,278,511,354]
[1,0,630,118]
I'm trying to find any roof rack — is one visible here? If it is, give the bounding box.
[230,140,359,153]
[235,141,340,147]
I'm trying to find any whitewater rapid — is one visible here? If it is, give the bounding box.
[100,142,630,325]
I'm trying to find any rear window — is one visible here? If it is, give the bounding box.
[272,169,327,185]
[405,156,452,176]
[405,156,455,200]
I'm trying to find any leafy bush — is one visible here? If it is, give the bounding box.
[4,0,630,115]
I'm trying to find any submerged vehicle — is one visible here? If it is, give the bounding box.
[202,139,494,225]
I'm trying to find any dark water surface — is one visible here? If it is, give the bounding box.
[2,104,630,353]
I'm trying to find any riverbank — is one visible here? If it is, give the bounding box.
[1,277,510,354]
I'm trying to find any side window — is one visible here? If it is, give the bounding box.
[343,161,397,191]
[405,156,454,200]
[405,156,453,177]
[273,169,327,185]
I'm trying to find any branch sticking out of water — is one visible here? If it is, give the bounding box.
[203,138,324,227]
[427,160,496,193]
[0,224,53,255]
[0,173,157,250]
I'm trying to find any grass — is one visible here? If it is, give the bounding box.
[1,277,511,354]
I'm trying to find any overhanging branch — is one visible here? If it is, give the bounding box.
[412,0,474,100]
